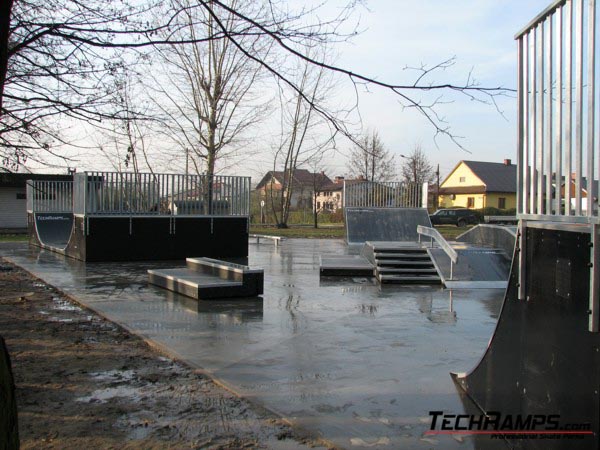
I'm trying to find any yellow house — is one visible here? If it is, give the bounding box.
[438,159,517,210]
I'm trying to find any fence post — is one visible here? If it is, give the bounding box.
[421,182,428,209]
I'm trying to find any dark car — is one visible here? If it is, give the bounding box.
[429,208,480,227]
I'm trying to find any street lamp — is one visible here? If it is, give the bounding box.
[399,154,417,185]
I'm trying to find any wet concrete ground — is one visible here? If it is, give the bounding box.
[2,240,504,449]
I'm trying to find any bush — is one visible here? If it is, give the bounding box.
[319,209,344,223]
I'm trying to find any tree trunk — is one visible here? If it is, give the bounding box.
[0,0,13,115]
[0,335,19,450]
[313,195,318,228]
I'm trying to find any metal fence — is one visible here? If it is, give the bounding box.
[516,0,599,331]
[516,0,599,222]
[343,180,428,208]
[26,181,73,213]
[29,172,251,216]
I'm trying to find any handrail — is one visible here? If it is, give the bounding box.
[417,225,458,263]
[514,0,564,39]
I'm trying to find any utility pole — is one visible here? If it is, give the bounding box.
[436,164,440,210]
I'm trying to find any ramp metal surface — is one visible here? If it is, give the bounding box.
[345,207,431,244]
[456,224,516,258]
[428,245,510,289]
[34,213,74,250]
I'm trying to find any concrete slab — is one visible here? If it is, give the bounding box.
[1,239,504,450]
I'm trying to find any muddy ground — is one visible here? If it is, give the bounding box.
[0,259,327,449]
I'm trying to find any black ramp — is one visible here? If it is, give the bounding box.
[452,227,599,449]
[34,213,74,249]
[345,208,431,244]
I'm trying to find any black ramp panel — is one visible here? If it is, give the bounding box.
[452,228,599,449]
[345,208,431,244]
[34,213,74,249]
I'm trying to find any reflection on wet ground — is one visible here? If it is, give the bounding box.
[2,239,504,449]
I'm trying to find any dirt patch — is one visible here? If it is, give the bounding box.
[0,260,327,449]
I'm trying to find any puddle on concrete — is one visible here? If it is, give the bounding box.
[51,296,82,312]
[90,369,137,382]
[77,386,141,404]
[49,317,74,323]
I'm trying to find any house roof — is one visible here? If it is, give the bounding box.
[255,169,332,190]
[318,178,366,192]
[442,160,517,193]
[0,173,73,188]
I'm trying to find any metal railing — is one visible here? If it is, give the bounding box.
[516,0,599,222]
[417,225,458,280]
[516,0,599,331]
[75,171,251,216]
[28,172,251,217]
[343,180,428,208]
[26,181,73,213]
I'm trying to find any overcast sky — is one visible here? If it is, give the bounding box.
[315,0,552,180]
[226,0,553,181]
[29,0,553,181]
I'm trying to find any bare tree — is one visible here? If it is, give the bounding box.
[346,130,395,182]
[96,70,157,175]
[150,0,269,178]
[1,0,514,171]
[400,144,434,185]
[308,152,333,229]
[269,50,335,228]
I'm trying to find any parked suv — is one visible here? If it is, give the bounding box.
[429,208,480,227]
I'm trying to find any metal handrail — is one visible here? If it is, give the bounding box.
[417,225,458,263]
[417,225,458,281]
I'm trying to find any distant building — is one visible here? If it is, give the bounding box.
[438,159,516,210]
[313,176,368,212]
[560,175,598,214]
[255,169,332,210]
[0,172,73,231]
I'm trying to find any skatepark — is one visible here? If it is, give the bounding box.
[9,166,596,448]
[3,1,600,447]
[2,238,507,449]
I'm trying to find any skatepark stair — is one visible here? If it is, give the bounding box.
[368,243,441,284]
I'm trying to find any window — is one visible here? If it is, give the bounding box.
[317,201,321,209]
[16,193,26,200]
[459,176,466,183]
[467,197,475,208]
[498,197,506,209]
